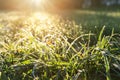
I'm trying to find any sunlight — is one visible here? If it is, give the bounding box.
[25,0,57,12]
[32,0,42,6]
[30,0,44,8]
[33,12,49,21]
[29,0,47,10]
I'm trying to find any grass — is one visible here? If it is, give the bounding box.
[0,9,120,80]
[66,9,120,36]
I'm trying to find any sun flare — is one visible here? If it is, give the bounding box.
[31,0,43,7]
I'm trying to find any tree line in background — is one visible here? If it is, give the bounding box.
[0,0,120,10]
[67,0,120,9]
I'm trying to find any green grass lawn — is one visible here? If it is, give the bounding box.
[0,9,120,80]
[66,9,120,35]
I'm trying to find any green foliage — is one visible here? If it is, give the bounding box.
[0,11,120,80]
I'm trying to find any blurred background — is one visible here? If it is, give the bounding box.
[0,0,120,11]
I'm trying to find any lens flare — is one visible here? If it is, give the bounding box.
[34,0,42,6]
